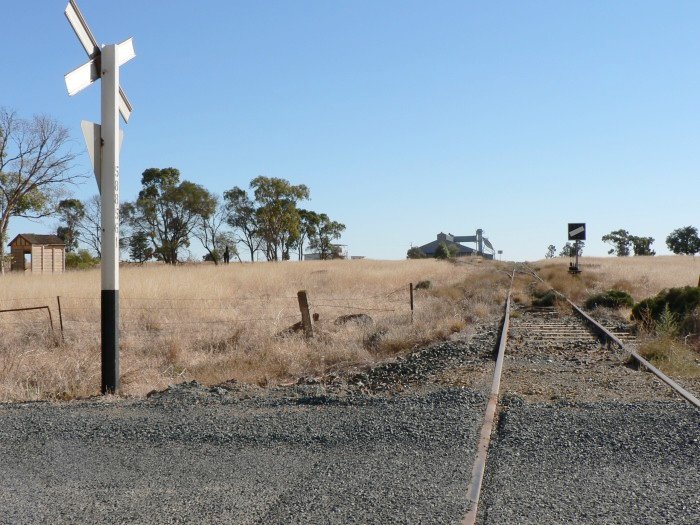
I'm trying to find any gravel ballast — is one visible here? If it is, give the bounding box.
[478,400,700,525]
[0,381,486,524]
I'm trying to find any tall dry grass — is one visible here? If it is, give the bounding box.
[0,258,509,401]
[637,336,700,378]
[534,256,700,301]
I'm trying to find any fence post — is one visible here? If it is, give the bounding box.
[297,290,314,338]
[56,296,65,341]
[410,282,414,323]
[45,306,54,332]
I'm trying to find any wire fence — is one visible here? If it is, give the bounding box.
[0,284,415,338]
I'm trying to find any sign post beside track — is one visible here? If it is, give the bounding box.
[64,0,135,394]
[567,223,586,274]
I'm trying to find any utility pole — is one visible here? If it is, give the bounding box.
[64,0,135,394]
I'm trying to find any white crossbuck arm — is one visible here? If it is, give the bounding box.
[64,1,135,122]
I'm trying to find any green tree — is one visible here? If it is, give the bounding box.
[0,108,79,274]
[545,245,556,258]
[251,176,309,261]
[56,198,85,252]
[77,195,102,257]
[632,286,700,334]
[602,229,631,256]
[193,196,233,265]
[307,213,346,260]
[128,231,153,264]
[202,238,237,263]
[65,249,99,270]
[296,209,322,261]
[330,244,346,259]
[434,241,451,259]
[629,235,655,256]
[407,247,427,259]
[123,168,216,265]
[559,241,584,257]
[223,186,262,262]
[666,226,700,255]
[56,195,125,259]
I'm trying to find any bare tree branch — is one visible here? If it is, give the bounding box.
[0,107,81,274]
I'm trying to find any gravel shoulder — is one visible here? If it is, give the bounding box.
[477,305,699,525]
[478,400,700,525]
[0,326,499,525]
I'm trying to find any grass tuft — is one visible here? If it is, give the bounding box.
[637,336,700,379]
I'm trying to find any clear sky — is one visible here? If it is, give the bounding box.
[3,1,699,261]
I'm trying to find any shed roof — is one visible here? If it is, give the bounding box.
[8,234,65,247]
[417,239,475,255]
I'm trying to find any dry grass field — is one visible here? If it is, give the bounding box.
[0,258,509,402]
[533,255,700,302]
[3,255,696,402]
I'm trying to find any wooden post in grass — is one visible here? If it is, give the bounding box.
[297,290,313,338]
[56,296,65,342]
[410,283,414,323]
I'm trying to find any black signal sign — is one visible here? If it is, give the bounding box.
[568,223,586,241]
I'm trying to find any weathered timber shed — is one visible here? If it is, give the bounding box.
[7,234,66,273]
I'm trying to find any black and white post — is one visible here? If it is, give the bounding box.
[100,44,120,394]
[64,0,135,394]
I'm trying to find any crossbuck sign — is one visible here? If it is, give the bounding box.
[64,0,135,394]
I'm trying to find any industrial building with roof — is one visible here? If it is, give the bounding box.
[416,229,495,260]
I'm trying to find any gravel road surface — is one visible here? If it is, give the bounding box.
[478,399,700,525]
[0,330,498,525]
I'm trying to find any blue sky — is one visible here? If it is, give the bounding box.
[3,1,699,260]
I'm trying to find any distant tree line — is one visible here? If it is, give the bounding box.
[601,229,655,256]
[544,242,585,258]
[0,109,348,269]
[0,107,347,269]
[601,227,700,256]
[56,169,346,265]
[545,226,700,258]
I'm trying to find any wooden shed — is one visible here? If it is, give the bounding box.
[7,234,66,274]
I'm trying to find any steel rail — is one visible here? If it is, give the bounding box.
[568,300,700,408]
[524,264,700,409]
[462,270,515,525]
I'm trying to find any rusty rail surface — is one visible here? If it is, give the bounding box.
[568,300,700,408]
[462,270,514,525]
[461,264,698,525]
[525,265,700,409]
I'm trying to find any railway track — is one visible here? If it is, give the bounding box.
[462,266,700,525]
